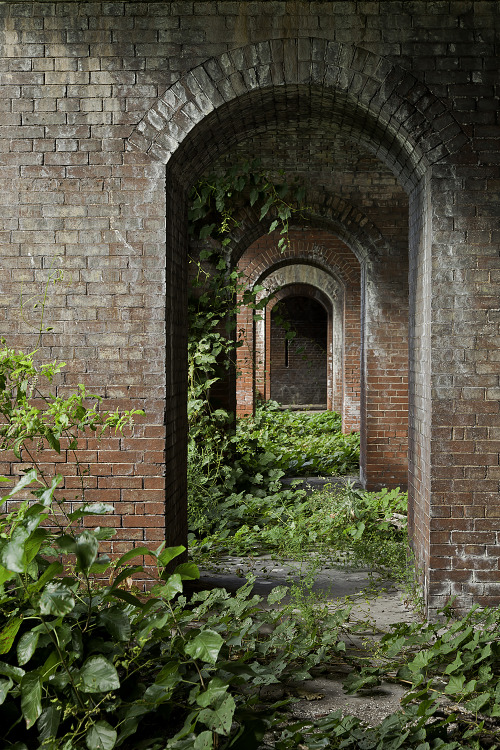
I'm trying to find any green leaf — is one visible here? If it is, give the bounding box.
[78,655,120,694]
[1,527,29,573]
[39,583,75,616]
[196,677,228,708]
[99,607,131,641]
[75,530,99,572]
[86,720,117,750]
[0,617,22,655]
[20,672,42,728]
[0,564,15,587]
[198,694,235,735]
[38,705,61,742]
[158,574,183,601]
[0,660,25,682]
[68,503,114,522]
[17,629,40,666]
[30,561,64,594]
[46,430,61,454]
[0,676,13,704]
[185,630,224,664]
[444,674,465,695]
[5,469,37,498]
[114,546,155,567]
[465,692,490,713]
[158,545,186,567]
[175,562,200,581]
[194,731,213,750]
[444,652,463,674]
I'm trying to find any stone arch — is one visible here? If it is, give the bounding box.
[226,193,390,269]
[134,37,464,616]
[235,230,361,433]
[259,270,342,415]
[266,283,332,409]
[127,39,468,191]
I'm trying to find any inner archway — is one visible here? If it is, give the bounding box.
[269,292,329,409]
[126,37,469,614]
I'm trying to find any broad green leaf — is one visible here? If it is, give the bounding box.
[17,630,40,666]
[194,731,213,750]
[0,676,13,704]
[99,607,131,641]
[0,564,15,587]
[36,474,62,507]
[46,429,61,454]
[444,652,463,674]
[75,530,99,572]
[0,617,22,655]
[30,560,64,594]
[0,660,25,681]
[24,527,49,566]
[158,545,186,567]
[196,677,228,708]
[198,695,235,735]
[85,720,117,750]
[1,527,29,573]
[444,674,465,695]
[55,534,77,553]
[78,655,120,694]
[39,583,75,616]
[174,562,200,580]
[465,692,490,713]
[37,705,61,742]
[114,546,155,567]
[158,573,183,601]
[408,649,432,673]
[185,630,224,664]
[20,672,42,728]
[5,469,37,498]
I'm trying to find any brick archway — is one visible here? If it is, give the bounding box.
[240,267,342,417]
[127,39,467,189]
[124,38,474,615]
[266,284,332,410]
[235,231,362,441]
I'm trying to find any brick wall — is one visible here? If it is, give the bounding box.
[1,1,499,615]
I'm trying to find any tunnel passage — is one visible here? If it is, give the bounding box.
[270,294,329,409]
[128,37,476,615]
[235,229,361,432]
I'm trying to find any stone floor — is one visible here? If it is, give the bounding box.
[198,552,419,727]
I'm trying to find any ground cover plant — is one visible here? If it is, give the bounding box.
[0,342,358,749]
[235,400,360,477]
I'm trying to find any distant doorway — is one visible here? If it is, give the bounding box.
[270,296,328,408]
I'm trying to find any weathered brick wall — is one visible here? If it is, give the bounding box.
[1,1,499,615]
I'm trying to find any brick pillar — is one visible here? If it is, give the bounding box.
[361,254,409,490]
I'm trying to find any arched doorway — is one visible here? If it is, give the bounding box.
[127,38,470,615]
[269,291,329,409]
